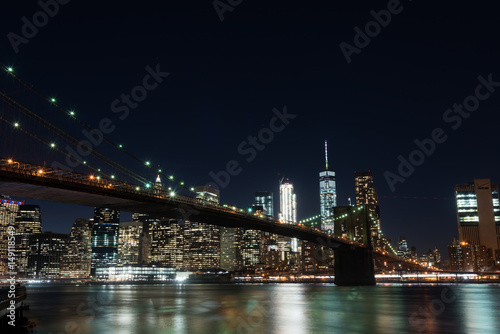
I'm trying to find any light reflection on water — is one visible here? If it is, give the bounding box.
[24,283,500,334]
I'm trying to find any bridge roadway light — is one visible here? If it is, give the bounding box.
[7,67,13,72]
[50,98,56,103]
[50,143,56,148]
[14,122,19,128]
[170,191,175,196]
[145,161,150,166]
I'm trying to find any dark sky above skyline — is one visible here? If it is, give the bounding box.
[1,0,500,257]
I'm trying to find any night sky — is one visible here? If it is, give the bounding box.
[2,0,499,258]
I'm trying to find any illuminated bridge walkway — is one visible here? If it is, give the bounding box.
[0,158,403,285]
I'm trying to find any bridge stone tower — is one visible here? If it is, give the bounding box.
[332,204,376,286]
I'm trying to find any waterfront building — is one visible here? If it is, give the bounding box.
[27,232,68,278]
[94,265,176,281]
[13,204,42,277]
[149,219,184,269]
[240,229,261,269]
[455,179,500,266]
[118,221,144,266]
[91,207,120,275]
[183,221,220,270]
[60,218,93,278]
[220,227,242,271]
[448,238,491,272]
[319,140,336,231]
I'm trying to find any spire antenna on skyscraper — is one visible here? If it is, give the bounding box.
[324,139,329,170]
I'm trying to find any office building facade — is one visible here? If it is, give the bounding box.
[354,171,381,247]
[91,207,120,275]
[455,179,500,266]
[14,205,42,277]
[255,191,274,217]
[27,232,68,278]
[60,218,93,278]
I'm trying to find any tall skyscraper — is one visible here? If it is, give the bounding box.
[455,179,500,266]
[60,218,93,278]
[220,227,242,271]
[118,221,144,266]
[91,207,120,275]
[354,171,381,247]
[279,179,298,253]
[279,180,297,224]
[149,219,184,269]
[240,229,261,269]
[255,192,274,217]
[14,205,42,277]
[319,140,336,231]
[27,232,68,278]
[179,187,222,270]
[183,221,220,270]
[0,197,23,276]
[448,238,490,272]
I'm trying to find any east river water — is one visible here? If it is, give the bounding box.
[21,283,500,333]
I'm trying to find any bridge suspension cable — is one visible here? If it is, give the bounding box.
[1,65,196,194]
[0,92,149,184]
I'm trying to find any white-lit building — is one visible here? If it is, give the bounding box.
[455,179,500,265]
[319,140,336,231]
[279,179,298,253]
[95,265,176,281]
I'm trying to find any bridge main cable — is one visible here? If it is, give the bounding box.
[1,65,194,193]
[0,92,148,184]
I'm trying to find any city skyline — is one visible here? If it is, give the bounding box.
[1,0,499,267]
